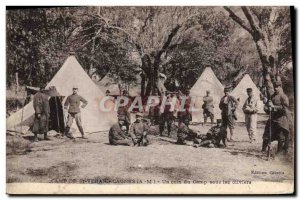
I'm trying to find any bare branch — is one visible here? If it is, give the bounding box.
[241,7,263,39]
[223,6,253,35]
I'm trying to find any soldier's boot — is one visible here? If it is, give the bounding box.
[64,126,74,139]
[159,123,164,136]
[44,132,50,140]
[167,123,172,137]
[261,139,268,152]
[204,117,207,124]
[33,133,39,142]
[78,126,87,139]
[277,139,285,154]
[222,138,227,147]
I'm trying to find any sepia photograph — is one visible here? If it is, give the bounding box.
[5,6,295,195]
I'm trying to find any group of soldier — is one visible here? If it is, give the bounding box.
[32,85,88,142]
[108,79,291,155]
[32,78,291,155]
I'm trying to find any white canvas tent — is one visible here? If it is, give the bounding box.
[7,56,117,134]
[230,74,265,122]
[190,67,224,122]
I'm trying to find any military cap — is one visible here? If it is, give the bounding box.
[206,90,211,93]
[72,84,78,89]
[246,88,253,92]
[216,119,222,124]
[274,81,282,87]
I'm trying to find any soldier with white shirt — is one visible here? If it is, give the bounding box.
[242,88,258,143]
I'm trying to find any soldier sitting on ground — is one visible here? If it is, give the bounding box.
[176,120,200,145]
[109,118,132,146]
[194,119,227,148]
[129,113,149,146]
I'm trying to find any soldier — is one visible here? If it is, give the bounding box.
[177,90,192,127]
[176,121,199,145]
[202,90,214,124]
[219,86,239,141]
[129,113,149,146]
[262,81,290,154]
[32,87,50,142]
[159,92,175,137]
[194,119,227,148]
[148,90,160,125]
[242,88,258,143]
[117,90,131,132]
[64,85,88,139]
[109,118,132,146]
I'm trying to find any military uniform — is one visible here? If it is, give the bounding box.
[117,96,132,131]
[177,94,192,127]
[64,93,88,138]
[159,95,175,136]
[262,82,290,153]
[148,95,161,125]
[32,91,50,140]
[219,90,238,140]
[242,90,258,142]
[197,122,227,148]
[176,122,198,145]
[203,95,214,124]
[129,119,149,146]
[109,123,131,146]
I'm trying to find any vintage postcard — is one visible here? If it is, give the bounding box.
[6,6,294,194]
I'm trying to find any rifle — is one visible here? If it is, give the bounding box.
[259,72,274,160]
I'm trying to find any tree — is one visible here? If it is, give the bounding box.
[223,6,292,77]
[76,7,223,96]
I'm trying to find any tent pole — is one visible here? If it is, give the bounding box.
[20,87,27,134]
[54,97,60,133]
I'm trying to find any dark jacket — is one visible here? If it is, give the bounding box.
[219,95,238,116]
[32,91,50,133]
[109,123,127,144]
[265,91,290,132]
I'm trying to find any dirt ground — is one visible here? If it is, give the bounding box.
[6,122,294,185]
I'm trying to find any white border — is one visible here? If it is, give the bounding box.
[1,1,299,199]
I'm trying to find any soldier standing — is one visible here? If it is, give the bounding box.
[129,113,149,146]
[262,81,290,154]
[64,85,88,139]
[109,118,132,146]
[177,90,192,127]
[203,90,214,124]
[148,90,160,125]
[32,87,50,142]
[159,92,175,137]
[219,86,239,141]
[242,88,258,143]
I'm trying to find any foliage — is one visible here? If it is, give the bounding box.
[6,6,293,97]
